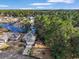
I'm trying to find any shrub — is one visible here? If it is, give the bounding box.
[35,14,79,59]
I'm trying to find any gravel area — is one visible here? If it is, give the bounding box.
[0,52,39,59]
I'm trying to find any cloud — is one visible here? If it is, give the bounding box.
[31,3,52,6]
[0,5,8,7]
[0,7,33,10]
[35,6,46,9]
[48,0,74,3]
[36,7,45,9]
[64,7,79,9]
[19,8,33,9]
[35,6,54,10]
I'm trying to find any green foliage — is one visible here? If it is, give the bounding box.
[0,10,79,59]
[20,17,30,25]
[35,11,79,59]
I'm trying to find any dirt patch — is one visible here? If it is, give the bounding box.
[0,41,38,59]
[31,40,53,59]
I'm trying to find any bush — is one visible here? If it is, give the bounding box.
[35,14,79,59]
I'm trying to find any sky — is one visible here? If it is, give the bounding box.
[0,0,79,9]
